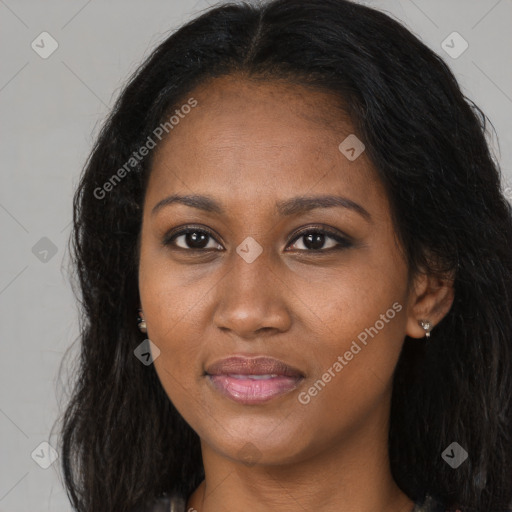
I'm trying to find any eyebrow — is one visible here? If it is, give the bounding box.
[151,193,372,221]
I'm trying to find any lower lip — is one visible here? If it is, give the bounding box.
[207,374,303,404]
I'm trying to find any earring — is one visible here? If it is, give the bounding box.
[418,319,432,339]
[137,308,147,333]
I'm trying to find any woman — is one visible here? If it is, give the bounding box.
[56,0,512,511]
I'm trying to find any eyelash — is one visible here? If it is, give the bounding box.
[162,224,353,253]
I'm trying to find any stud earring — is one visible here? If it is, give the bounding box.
[137,308,147,333]
[418,319,432,339]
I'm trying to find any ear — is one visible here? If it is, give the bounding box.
[405,270,455,339]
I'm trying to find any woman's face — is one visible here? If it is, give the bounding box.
[139,75,418,465]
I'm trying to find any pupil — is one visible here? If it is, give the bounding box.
[305,233,325,250]
[187,231,208,248]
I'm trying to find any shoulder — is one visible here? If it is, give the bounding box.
[130,492,187,512]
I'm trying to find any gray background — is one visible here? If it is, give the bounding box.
[1,0,511,510]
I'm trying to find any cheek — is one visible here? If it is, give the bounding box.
[299,277,407,387]
[294,246,408,351]
[138,239,206,400]
[293,287,407,445]
[138,228,211,338]
[139,275,205,374]
[292,253,409,411]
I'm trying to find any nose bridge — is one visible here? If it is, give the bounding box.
[224,242,274,306]
[212,241,290,335]
[231,242,271,292]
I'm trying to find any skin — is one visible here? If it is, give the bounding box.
[138,75,454,512]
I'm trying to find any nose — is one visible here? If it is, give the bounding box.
[212,247,292,339]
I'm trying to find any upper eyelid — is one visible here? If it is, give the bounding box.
[164,225,222,245]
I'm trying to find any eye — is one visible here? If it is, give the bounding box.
[163,225,353,253]
[286,226,353,252]
[163,227,223,251]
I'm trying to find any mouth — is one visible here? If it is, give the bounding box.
[205,355,305,404]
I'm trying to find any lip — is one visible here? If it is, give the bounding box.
[205,356,305,404]
[206,356,305,378]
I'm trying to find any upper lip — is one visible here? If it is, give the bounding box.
[205,356,305,378]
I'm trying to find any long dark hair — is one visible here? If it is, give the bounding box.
[55,0,512,510]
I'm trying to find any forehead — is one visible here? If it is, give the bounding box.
[146,75,385,215]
